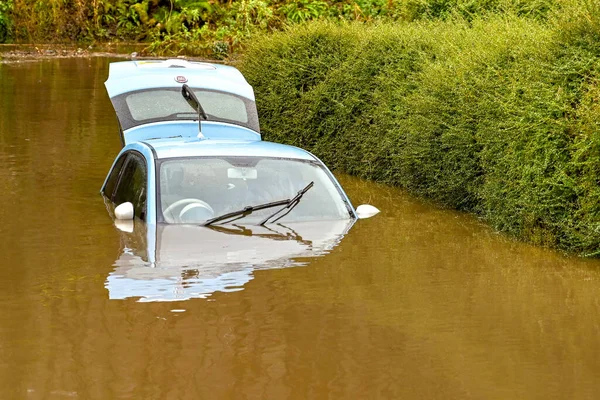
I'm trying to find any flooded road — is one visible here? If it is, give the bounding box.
[1,57,600,399]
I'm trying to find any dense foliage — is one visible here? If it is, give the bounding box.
[0,0,565,57]
[238,3,600,255]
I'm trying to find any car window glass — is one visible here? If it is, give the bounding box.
[125,89,248,123]
[103,155,127,198]
[131,157,147,220]
[114,153,147,220]
[158,157,349,224]
[112,88,260,133]
[194,90,248,123]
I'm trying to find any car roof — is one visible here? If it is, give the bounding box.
[139,138,317,161]
[105,59,254,100]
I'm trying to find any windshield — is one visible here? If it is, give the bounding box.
[111,88,260,132]
[158,157,351,224]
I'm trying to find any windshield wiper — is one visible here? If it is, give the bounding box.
[258,181,314,226]
[181,84,207,121]
[203,181,314,227]
[181,84,207,139]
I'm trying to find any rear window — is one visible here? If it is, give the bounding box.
[111,88,259,132]
[126,90,248,123]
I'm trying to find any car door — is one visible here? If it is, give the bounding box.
[104,151,148,221]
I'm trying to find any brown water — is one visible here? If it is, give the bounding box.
[1,57,600,400]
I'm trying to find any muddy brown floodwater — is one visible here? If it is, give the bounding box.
[1,57,600,400]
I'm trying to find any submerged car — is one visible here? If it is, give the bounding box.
[101,59,379,226]
[100,59,378,301]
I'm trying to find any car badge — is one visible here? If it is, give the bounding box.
[175,76,188,83]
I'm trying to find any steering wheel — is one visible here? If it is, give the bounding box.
[163,198,214,223]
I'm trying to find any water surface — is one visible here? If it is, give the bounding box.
[1,58,600,399]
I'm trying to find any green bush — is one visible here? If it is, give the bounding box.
[0,0,13,42]
[238,12,600,256]
[3,0,563,52]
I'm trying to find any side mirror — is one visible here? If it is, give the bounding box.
[356,204,380,219]
[115,202,134,220]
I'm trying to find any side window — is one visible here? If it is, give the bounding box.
[113,152,148,220]
[131,156,147,220]
[103,155,127,198]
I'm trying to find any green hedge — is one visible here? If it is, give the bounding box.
[238,9,600,256]
[0,0,12,42]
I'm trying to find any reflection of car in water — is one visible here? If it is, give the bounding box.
[107,220,354,302]
[101,59,379,301]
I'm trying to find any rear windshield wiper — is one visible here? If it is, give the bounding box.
[181,84,207,121]
[181,83,207,138]
[203,181,314,227]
